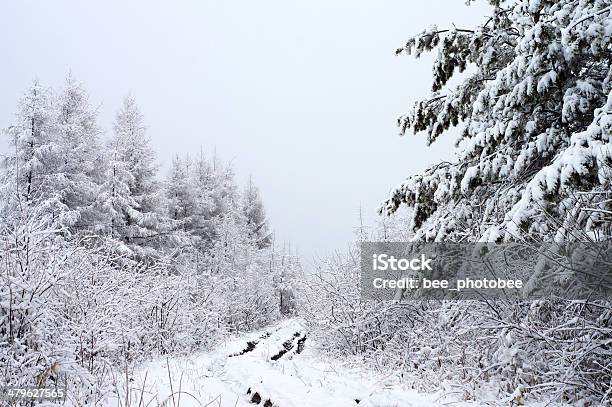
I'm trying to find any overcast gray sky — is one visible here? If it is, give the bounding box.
[0,1,489,264]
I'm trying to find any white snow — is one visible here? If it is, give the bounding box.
[103,319,567,407]
[461,166,479,194]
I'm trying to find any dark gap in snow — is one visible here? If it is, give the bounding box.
[270,338,295,361]
[296,335,307,354]
[248,391,273,406]
[355,399,361,404]
[229,340,258,357]
[250,392,261,404]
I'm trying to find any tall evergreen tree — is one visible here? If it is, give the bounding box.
[9,80,57,204]
[382,0,612,244]
[192,152,239,250]
[375,2,612,402]
[189,150,217,244]
[102,95,170,253]
[241,177,272,248]
[55,74,105,230]
[166,154,196,225]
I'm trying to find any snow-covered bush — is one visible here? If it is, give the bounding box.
[301,211,416,362]
[0,206,75,392]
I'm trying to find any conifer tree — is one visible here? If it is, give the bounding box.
[382,1,612,243]
[241,177,272,248]
[102,95,171,253]
[55,74,105,231]
[166,154,197,226]
[9,80,57,204]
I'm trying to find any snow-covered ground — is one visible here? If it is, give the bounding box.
[104,319,553,407]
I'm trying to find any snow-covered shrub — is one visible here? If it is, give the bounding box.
[301,212,416,360]
[0,208,75,392]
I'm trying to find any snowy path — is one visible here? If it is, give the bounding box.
[105,319,461,406]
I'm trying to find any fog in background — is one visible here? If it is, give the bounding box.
[0,1,489,265]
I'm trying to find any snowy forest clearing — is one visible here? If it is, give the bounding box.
[105,319,562,407]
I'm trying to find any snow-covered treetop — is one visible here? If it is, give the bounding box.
[383,0,612,242]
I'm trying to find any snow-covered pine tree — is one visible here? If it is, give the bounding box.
[99,129,138,245]
[55,74,106,232]
[192,153,241,252]
[166,154,197,226]
[212,156,239,218]
[102,95,173,255]
[382,0,612,243]
[241,176,272,248]
[165,150,235,252]
[187,150,218,248]
[7,80,58,204]
[375,2,612,402]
